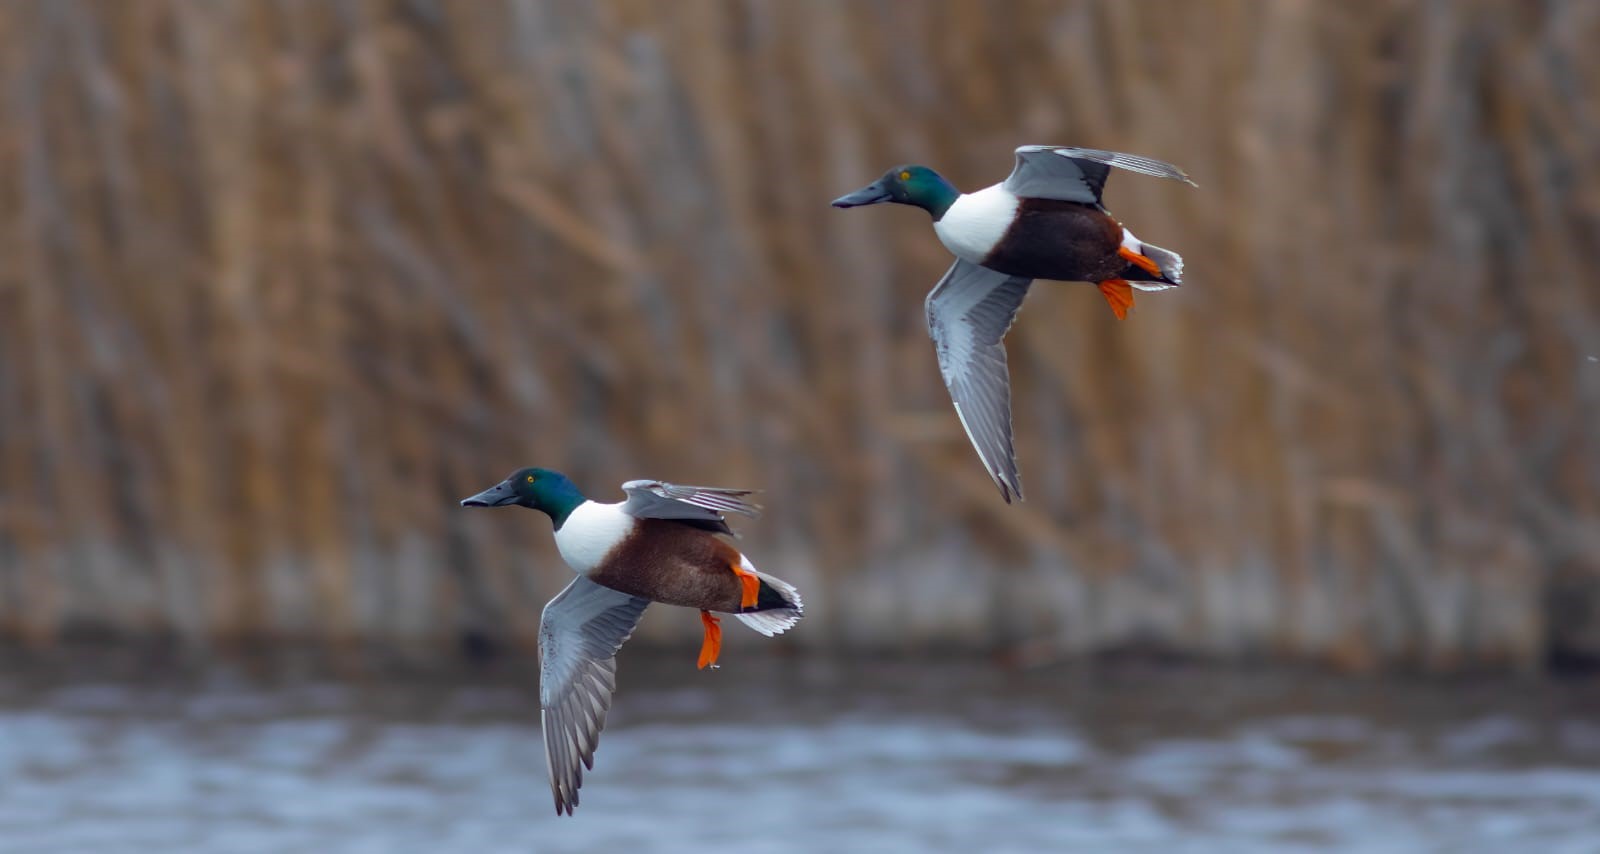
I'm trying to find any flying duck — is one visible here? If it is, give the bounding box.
[832,146,1196,501]
[461,468,803,815]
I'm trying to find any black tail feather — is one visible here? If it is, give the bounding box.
[1121,261,1176,284]
[746,580,792,612]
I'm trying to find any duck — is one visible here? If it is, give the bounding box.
[832,146,1196,502]
[460,468,803,815]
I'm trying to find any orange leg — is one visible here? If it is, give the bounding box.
[1118,245,1163,278]
[697,610,723,670]
[1097,279,1135,320]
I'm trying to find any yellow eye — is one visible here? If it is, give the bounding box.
[526,475,535,483]
[899,170,911,181]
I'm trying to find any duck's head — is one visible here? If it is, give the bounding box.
[460,467,585,523]
[831,165,959,219]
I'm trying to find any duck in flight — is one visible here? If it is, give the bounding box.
[461,468,803,815]
[832,146,1196,502]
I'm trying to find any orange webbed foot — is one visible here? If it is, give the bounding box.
[1117,245,1164,278]
[1097,279,1135,320]
[697,610,723,670]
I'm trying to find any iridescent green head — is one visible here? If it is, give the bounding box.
[460,467,586,529]
[832,164,960,220]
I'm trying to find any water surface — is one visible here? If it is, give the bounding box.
[0,649,1597,853]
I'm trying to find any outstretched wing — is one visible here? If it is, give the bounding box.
[1002,145,1196,204]
[925,259,1033,503]
[620,480,762,531]
[539,576,650,816]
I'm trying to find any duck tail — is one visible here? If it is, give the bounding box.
[1133,241,1183,287]
[732,555,804,637]
[1118,229,1183,291]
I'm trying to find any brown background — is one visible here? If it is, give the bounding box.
[1,0,1596,671]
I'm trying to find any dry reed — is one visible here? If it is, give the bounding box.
[0,0,1596,671]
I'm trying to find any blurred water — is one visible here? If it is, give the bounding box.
[0,649,1597,854]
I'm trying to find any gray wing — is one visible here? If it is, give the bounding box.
[539,575,650,816]
[1002,145,1196,204]
[620,480,762,525]
[925,260,1033,503]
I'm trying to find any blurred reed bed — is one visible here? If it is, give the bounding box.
[0,0,1596,671]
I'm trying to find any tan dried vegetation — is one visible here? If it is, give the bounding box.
[0,1,1596,671]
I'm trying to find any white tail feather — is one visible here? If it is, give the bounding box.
[1138,241,1184,285]
[732,555,804,637]
[1120,227,1184,289]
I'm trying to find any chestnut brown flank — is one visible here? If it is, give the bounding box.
[589,520,749,612]
[982,199,1125,282]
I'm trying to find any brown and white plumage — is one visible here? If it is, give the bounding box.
[834,145,1197,502]
[460,469,804,815]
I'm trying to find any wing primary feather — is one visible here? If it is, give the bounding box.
[925,260,1032,502]
[620,480,762,527]
[1042,146,1197,186]
[1004,145,1195,204]
[537,577,650,815]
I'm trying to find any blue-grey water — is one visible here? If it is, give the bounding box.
[0,647,1598,853]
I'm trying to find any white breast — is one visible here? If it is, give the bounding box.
[552,501,635,573]
[932,183,1018,265]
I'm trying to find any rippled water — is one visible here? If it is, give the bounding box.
[1,648,1598,853]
